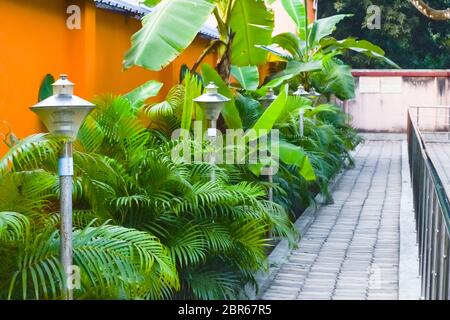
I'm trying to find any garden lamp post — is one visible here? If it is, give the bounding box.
[309,87,321,99]
[298,109,305,137]
[258,88,277,109]
[293,85,309,138]
[293,84,309,97]
[258,88,278,201]
[30,74,95,300]
[193,82,230,182]
[308,87,321,107]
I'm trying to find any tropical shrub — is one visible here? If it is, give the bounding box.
[0,95,296,300]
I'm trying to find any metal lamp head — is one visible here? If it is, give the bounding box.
[293,84,310,97]
[31,74,95,140]
[258,88,278,109]
[309,87,321,98]
[193,82,230,121]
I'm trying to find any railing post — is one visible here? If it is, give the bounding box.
[438,223,448,299]
[417,107,420,127]
[430,203,441,300]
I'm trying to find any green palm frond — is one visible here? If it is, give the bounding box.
[0,212,30,241]
[7,223,178,300]
[183,265,239,300]
[144,101,175,120]
[0,134,60,173]
[167,224,207,268]
[0,171,56,218]
[197,221,233,252]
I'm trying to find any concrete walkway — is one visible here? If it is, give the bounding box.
[260,138,420,300]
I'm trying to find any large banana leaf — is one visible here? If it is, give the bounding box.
[279,140,316,181]
[321,38,400,68]
[123,0,215,71]
[247,138,316,182]
[321,38,385,55]
[181,72,203,131]
[257,44,292,61]
[280,0,307,39]
[308,14,351,47]
[255,74,294,95]
[245,84,289,141]
[231,65,259,91]
[276,95,311,124]
[283,60,323,76]
[271,32,304,60]
[230,0,274,66]
[123,80,163,109]
[201,64,243,129]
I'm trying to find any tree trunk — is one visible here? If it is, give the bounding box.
[216,33,234,83]
[408,0,450,20]
[216,46,232,83]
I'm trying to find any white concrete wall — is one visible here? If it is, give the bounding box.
[346,70,450,132]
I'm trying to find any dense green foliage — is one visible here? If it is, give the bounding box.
[0,94,297,300]
[0,79,359,300]
[319,0,450,69]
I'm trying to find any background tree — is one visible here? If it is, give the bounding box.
[318,0,450,69]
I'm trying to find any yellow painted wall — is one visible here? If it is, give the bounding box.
[0,0,216,155]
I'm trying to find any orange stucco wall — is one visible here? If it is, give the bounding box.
[307,0,316,23]
[0,0,216,155]
[0,0,314,156]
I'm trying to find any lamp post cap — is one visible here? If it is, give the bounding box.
[267,88,276,96]
[293,84,309,96]
[52,74,75,95]
[31,74,94,109]
[193,82,230,103]
[259,87,278,103]
[29,73,95,140]
[193,82,230,121]
[309,87,321,97]
[53,74,74,86]
[205,82,219,94]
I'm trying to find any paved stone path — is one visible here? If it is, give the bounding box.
[261,140,404,300]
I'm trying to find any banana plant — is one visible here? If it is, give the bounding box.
[200,66,316,182]
[261,0,399,100]
[124,0,275,81]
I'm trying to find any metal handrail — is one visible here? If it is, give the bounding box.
[407,109,450,300]
[409,106,450,130]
